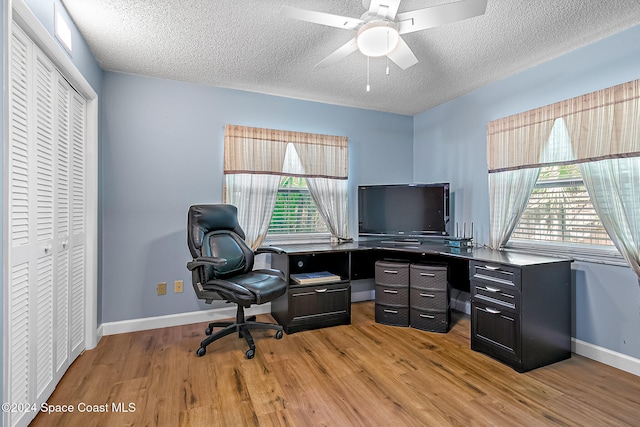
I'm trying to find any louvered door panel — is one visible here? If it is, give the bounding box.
[7,27,34,427]
[33,49,56,402]
[35,256,53,395]
[55,76,71,374]
[70,92,86,357]
[9,263,30,427]
[34,51,54,244]
[9,30,30,251]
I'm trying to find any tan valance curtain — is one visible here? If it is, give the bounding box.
[487,79,640,172]
[224,124,348,179]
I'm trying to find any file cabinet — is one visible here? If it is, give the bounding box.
[469,260,571,372]
[410,264,449,332]
[374,260,410,326]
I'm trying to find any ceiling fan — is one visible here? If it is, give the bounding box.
[282,0,488,70]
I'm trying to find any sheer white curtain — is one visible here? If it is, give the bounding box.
[224,125,286,249]
[293,138,349,240]
[486,111,555,249]
[566,81,640,282]
[225,174,281,249]
[306,178,349,240]
[488,168,540,249]
[580,158,640,280]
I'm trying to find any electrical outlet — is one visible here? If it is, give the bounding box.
[157,282,167,296]
[174,280,183,293]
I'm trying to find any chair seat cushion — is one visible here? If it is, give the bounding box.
[238,272,287,304]
[205,271,286,305]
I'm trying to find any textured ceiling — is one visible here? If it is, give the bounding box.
[61,0,640,116]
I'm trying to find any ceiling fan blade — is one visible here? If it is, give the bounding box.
[386,37,418,69]
[366,0,402,20]
[281,6,363,30]
[396,0,487,34]
[315,38,359,68]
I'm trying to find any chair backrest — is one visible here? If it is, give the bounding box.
[187,204,255,283]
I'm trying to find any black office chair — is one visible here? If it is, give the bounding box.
[186,204,286,359]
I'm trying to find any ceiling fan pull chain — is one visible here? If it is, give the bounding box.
[366,56,371,92]
[386,28,390,75]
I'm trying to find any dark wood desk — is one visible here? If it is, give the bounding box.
[269,240,572,372]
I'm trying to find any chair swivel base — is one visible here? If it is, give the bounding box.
[195,305,283,359]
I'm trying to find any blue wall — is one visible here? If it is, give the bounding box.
[100,72,413,322]
[414,24,640,359]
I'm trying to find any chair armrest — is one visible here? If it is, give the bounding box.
[255,246,285,255]
[186,256,227,271]
[253,268,286,282]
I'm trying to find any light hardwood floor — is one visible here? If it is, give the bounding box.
[32,301,640,426]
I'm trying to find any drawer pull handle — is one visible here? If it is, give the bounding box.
[484,286,501,293]
[315,288,328,293]
[419,314,435,319]
[419,293,435,298]
[485,307,501,314]
[384,309,398,314]
[383,270,398,274]
[383,289,398,294]
[484,265,501,271]
[420,273,435,277]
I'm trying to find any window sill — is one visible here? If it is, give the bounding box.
[264,233,332,246]
[506,240,627,267]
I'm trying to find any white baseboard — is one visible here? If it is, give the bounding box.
[102,303,272,336]
[572,338,640,377]
[102,291,376,336]
[352,289,375,302]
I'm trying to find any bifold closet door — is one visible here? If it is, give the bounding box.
[6,24,87,427]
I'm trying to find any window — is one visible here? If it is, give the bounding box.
[223,125,348,248]
[511,164,613,246]
[488,80,640,271]
[268,176,328,235]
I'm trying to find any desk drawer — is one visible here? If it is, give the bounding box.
[375,260,410,286]
[470,261,521,289]
[375,284,409,307]
[410,264,447,290]
[471,300,520,363]
[410,309,450,333]
[290,281,350,319]
[472,280,518,311]
[410,288,448,311]
[375,304,409,327]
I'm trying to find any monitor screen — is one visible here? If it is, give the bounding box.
[358,183,450,237]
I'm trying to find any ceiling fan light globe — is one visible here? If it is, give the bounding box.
[356,21,399,57]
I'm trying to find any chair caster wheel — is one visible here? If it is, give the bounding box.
[205,328,212,335]
[245,348,255,359]
[196,347,206,357]
[275,330,283,340]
